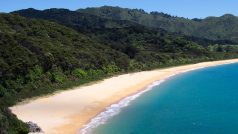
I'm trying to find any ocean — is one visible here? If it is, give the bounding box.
[82,63,238,134]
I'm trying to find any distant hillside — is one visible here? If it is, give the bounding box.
[13,8,235,47]
[1,9,238,134]
[12,8,140,33]
[77,6,238,43]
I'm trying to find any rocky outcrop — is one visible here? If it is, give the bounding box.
[26,121,43,133]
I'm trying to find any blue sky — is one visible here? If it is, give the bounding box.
[1,0,237,18]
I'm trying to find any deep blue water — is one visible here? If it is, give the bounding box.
[92,63,238,134]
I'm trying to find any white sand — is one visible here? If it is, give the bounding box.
[10,59,238,134]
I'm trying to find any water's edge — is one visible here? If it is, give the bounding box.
[78,62,236,134]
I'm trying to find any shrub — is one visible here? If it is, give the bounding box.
[28,65,44,82]
[102,64,120,74]
[49,68,66,83]
[72,69,87,79]
[0,85,5,97]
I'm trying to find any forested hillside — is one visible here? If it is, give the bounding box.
[14,8,236,46]
[0,7,238,134]
[78,6,238,43]
[13,8,139,33]
[0,13,130,133]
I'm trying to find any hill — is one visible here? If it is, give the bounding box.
[12,8,139,33]
[0,13,129,133]
[12,8,236,50]
[1,9,238,133]
[77,6,238,43]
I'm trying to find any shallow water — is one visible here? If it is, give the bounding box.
[89,63,238,134]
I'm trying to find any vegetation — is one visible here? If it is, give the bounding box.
[0,7,238,133]
[0,13,128,133]
[12,8,139,34]
[78,6,238,43]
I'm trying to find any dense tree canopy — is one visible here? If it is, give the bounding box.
[78,6,238,43]
[0,7,238,133]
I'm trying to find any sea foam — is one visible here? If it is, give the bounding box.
[78,80,165,134]
[78,63,232,134]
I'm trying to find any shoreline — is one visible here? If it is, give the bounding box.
[77,63,221,134]
[79,80,165,134]
[10,59,238,134]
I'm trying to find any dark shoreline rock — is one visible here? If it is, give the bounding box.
[26,121,43,133]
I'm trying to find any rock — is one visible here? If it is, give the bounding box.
[26,121,43,133]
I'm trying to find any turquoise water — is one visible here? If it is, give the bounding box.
[91,63,238,134]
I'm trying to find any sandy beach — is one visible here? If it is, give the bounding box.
[10,59,238,134]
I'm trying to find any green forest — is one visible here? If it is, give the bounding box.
[78,6,238,43]
[1,7,238,133]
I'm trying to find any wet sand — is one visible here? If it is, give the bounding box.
[10,59,238,134]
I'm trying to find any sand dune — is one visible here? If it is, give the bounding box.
[10,59,238,134]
